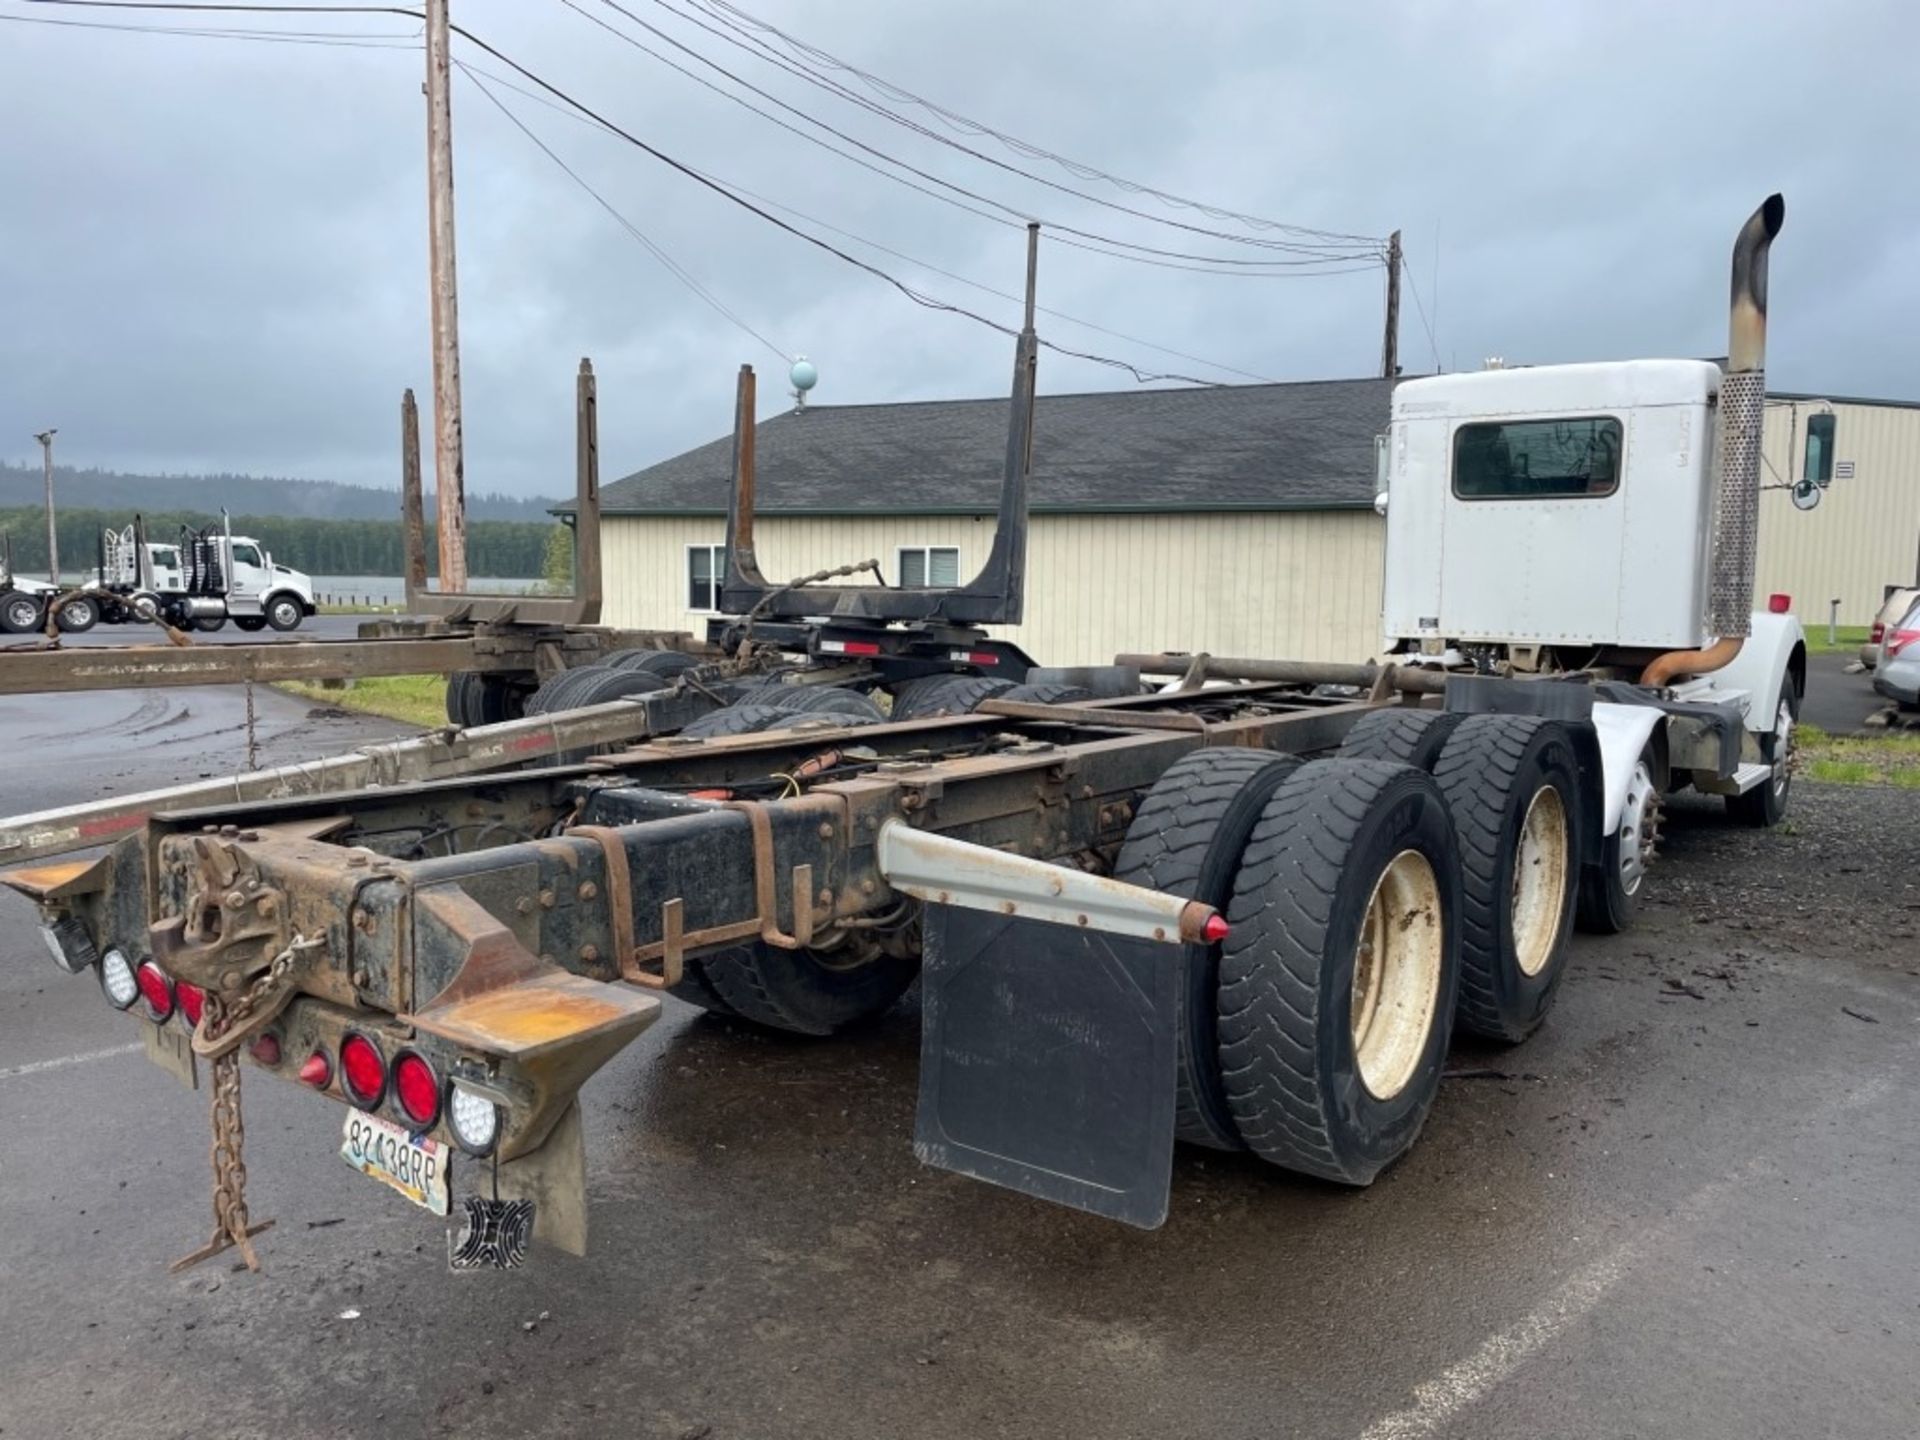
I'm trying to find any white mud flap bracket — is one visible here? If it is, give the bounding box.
[877,823,1219,1229]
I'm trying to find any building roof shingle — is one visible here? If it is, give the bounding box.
[596,376,1395,516]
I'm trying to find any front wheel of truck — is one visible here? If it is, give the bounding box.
[1726,683,1798,828]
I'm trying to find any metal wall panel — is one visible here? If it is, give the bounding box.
[599,511,1389,664]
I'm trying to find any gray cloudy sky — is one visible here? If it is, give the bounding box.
[3,0,1917,497]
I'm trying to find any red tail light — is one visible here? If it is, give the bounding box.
[1870,622,1886,644]
[176,980,206,1030]
[249,1032,282,1067]
[338,1032,387,1109]
[1767,593,1792,614]
[135,961,175,1023]
[1888,628,1920,659]
[299,1050,332,1088]
[392,1051,441,1129]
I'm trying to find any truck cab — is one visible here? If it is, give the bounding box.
[219,535,315,631]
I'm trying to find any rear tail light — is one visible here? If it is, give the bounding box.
[338,1033,387,1109]
[299,1050,333,1088]
[249,1032,282,1067]
[99,948,139,1009]
[448,1084,502,1156]
[391,1051,441,1130]
[135,960,175,1023]
[1870,622,1886,644]
[176,980,206,1031]
[1889,628,1920,659]
[1767,593,1792,614]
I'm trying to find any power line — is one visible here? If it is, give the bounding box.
[693,0,1383,248]
[456,60,791,364]
[0,11,418,43]
[457,58,1271,385]
[563,0,1382,277]
[1399,246,1441,374]
[637,0,1380,259]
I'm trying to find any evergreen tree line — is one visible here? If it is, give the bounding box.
[0,507,561,579]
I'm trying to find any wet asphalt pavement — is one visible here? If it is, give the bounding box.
[0,682,1916,1440]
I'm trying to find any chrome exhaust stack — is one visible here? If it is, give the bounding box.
[1642,193,1785,687]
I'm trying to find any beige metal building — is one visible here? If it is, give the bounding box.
[591,379,1919,665]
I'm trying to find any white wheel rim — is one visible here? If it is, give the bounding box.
[1350,849,1444,1101]
[1771,699,1794,797]
[1510,785,1570,977]
[1617,761,1658,896]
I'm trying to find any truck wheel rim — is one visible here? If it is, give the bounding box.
[1770,699,1794,797]
[273,600,299,626]
[1618,761,1657,897]
[1350,849,1444,1101]
[1510,785,1569,977]
[6,599,37,629]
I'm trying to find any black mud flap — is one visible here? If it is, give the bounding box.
[914,904,1179,1228]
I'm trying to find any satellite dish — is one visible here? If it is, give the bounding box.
[1791,479,1821,511]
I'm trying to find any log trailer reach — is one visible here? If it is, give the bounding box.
[1,199,1803,1271]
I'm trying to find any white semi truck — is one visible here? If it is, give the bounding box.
[5,195,1807,1268]
[90,514,316,632]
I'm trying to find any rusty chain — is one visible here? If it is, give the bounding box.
[173,983,287,1273]
[189,932,323,1060]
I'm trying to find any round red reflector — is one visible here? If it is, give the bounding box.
[135,961,175,1022]
[176,980,206,1030]
[392,1051,441,1129]
[1202,914,1230,944]
[249,1032,282,1067]
[339,1033,386,1108]
[299,1050,332,1088]
[1768,592,1792,614]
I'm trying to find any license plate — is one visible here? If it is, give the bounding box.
[341,1111,450,1216]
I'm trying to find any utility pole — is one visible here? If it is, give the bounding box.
[424,0,467,591]
[1381,229,1402,379]
[33,429,58,584]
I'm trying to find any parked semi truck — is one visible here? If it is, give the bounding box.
[2,198,1799,1270]
[90,514,317,632]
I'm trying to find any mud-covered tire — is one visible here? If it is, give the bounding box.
[1113,748,1303,1150]
[694,942,919,1036]
[679,702,874,740]
[1218,759,1461,1186]
[746,683,886,721]
[605,648,700,679]
[998,682,1095,706]
[1,592,45,634]
[53,596,99,633]
[889,674,1015,720]
[1431,716,1581,1043]
[1338,708,1464,771]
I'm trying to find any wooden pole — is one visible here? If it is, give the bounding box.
[425,0,467,591]
[34,429,58,584]
[400,389,428,598]
[1381,229,1402,379]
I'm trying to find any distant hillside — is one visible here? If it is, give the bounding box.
[0,463,559,522]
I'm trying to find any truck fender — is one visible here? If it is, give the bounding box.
[1589,701,1665,836]
[1713,611,1806,734]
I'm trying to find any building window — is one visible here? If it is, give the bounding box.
[687,543,727,611]
[898,546,961,588]
[1451,416,1622,499]
[1803,412,1836,485]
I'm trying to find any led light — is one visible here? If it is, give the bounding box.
[447,1084,501,1157]
[298,1050,332,1088]
[391,1051,441,1130]
[99,948,139,1009]
[40,918,98,976]
[176,980,206,1031]
[135,961,176,1023]
[338,1033,387,1109]
[1202,914,1231,944]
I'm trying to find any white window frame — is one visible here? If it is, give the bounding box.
[897,545,961,589]
[686,542,728,613]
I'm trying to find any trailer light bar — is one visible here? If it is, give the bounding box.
[949,649,1000,666]
[818,639,883,656]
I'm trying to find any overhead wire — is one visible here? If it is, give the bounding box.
[456,59,791,364]
[651,0,1381,256]
[455,58,1280,385]
[562,0,1382,277]
[1398,246,1442,374]
[3,4,417,42]
[693,0,1382,247]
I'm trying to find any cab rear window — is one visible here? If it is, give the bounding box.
[1452,416,1622,499]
